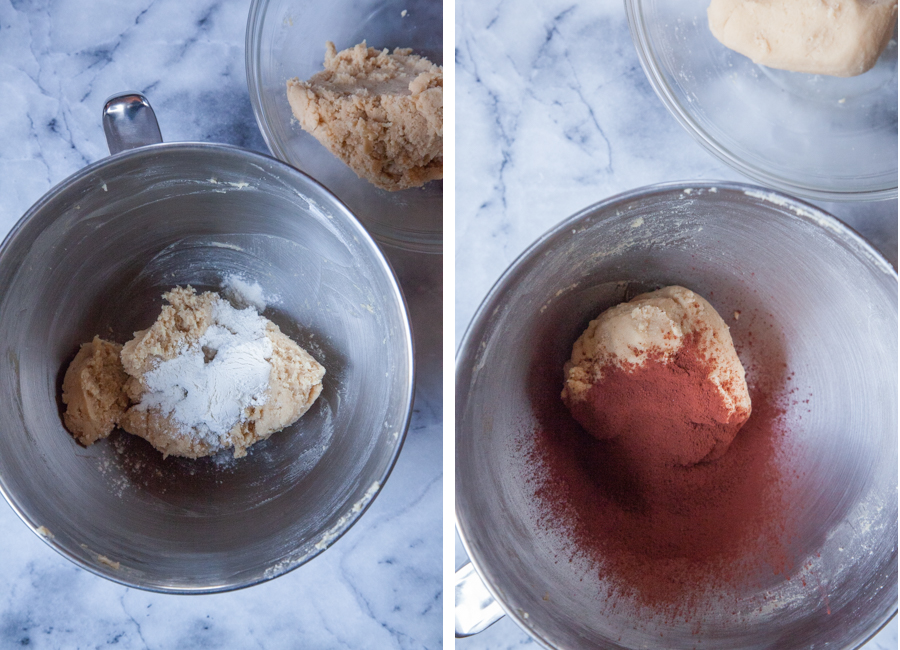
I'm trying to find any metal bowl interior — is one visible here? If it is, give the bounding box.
[0,143,414,593]
[456,183,897,649]
[246,0,443,253]
[625,0,898,202]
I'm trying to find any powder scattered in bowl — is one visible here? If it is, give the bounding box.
[525,285,799,621]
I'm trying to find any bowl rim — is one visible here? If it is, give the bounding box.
[624,0,899,204]
[0,140,416,594]
[244,0,290,188]
[243,0,444,254]
[455,179,898,648]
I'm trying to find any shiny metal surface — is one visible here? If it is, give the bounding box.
[456,561,506,637]
[625,0,898,202]
[102,92,163,154]
[456,182,897,649]
[0,137,414,593]
[246,0,443,253]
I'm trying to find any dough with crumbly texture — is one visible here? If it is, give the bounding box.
[61,337,130,446]
[61,287,326,459]
[119,286,215,382]
[562,285,751,438]
[286,41,442,191]
[708,0,898,77]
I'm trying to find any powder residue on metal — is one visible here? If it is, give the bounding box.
[98,555,121,570]
[223,274,275,312]
[743,189,891,276]
[519,303,806,629]
[313,481,381,551]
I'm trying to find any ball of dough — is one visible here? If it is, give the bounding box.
[287,41,443,191]
[60,287,326,460]
[561,286,751,466]
[708,0,898,77]
[61,337,130,446]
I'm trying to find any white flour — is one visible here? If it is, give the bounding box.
[138,298,273,443]
[224,274,271,312]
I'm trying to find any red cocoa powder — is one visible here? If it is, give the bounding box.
[564,330,749,468]
[525,319,798,623]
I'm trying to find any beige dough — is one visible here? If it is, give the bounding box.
[562,285,751,428]
[61,337,130,446]
[708,0,898,77]
[286,41,443,191]
[62,287,325,459]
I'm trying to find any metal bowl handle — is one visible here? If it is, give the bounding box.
[455,561,506,637]
[102,92,163,155]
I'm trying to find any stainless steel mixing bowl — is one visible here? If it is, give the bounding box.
[0,94,414,593]
[456,182,897,648]
[246,0,443,253]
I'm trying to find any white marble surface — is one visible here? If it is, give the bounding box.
[455,1,897,648]
[0,0,441,647]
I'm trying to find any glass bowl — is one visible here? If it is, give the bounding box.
[626,0,898,202]
[246,0,443,253]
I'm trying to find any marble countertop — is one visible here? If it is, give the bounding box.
[454,1,897,648]
[0,0,440,648]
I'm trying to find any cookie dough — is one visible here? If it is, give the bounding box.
[61,337,130,446]
[708,0,898,77]
[562,286,751,466]
[287,41,443,191]
[61,287,325,459]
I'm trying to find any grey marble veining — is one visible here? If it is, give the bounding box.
[0,0,441,647]
[455,1,897,347]
[455,1,897,648]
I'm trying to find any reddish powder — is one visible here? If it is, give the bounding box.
[564,331,748,468]
[525,325,798,623]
